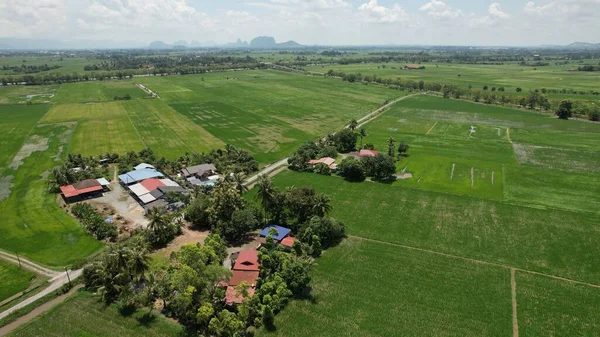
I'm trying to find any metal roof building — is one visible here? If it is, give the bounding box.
[118,168,164,185]
[259,225,291,242]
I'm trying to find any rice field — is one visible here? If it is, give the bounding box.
[0,261,34,303]
[8,291,183,337]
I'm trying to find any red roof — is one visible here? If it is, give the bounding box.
[233,250,259,271]
[225,285,255,305]
[308,157,335,166]
[359,149,379,157]
[405,65,421,69]
[60,184,103,198]
[281,236,296,248]
[139,178,165,192]
[229,270,259,286]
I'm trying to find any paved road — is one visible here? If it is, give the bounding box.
[0,251,82,321]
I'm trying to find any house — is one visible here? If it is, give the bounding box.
[403,65,422,70]
[128,178,184,206]
[181,164,217,179]
[134,163,155,171]
[281,236,296,250]
[225,285,255,306]
[308,157,337,170]
[118,168,164,185]
[349,149,380,158]
[259,225,292,242]
[60,178,110,202]
[233,250,260,271]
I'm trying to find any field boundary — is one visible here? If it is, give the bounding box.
[426,121,438,135]
[511,268,519,337]
[347,235,600,289]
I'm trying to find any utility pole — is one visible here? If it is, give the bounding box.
[64,267,71,286]
[15,252,22,268]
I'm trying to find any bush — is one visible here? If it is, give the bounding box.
[72,203,117,241]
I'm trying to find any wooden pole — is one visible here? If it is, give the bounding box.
[64,267,71,286]
[15,252,22,268]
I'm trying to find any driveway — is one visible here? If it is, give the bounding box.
[91,182,149,229]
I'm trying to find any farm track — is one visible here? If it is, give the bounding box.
[347,235,600,289]
[0,251,58,278]
[511,268,519,337]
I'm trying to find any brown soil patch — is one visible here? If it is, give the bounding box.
[155,226,209,258]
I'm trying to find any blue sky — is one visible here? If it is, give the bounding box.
[0,0,598,46]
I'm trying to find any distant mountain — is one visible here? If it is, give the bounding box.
[249,36,303,49]
[223,39,249,48]
[566,42,600,49]
[173,40,189,47]
[149,41,171,50]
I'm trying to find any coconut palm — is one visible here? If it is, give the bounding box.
[255,175,276,220]
[349,119,358,131]
[146,207,169,236]
[387,137,396,157]
[128,247,150,281]
[228,172,248,194]
[313,193,332,217]
[359,128,368,148]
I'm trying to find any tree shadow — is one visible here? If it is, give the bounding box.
[136,312,157,327]
[118,304,137,317]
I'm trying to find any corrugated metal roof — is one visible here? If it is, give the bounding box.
[134,163,155,170]
[129,183,150,197]
[118,169,164,185]
[140,178,165,192]
[259,225,291,241]
[139,193,157,204]
[159,179,179,187]
[96,178,111,186]
[233,250,260,271]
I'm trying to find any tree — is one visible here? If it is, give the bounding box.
[556,99,573,119]
[516,87,522,92]
[312,193,332,217]
[227,172,247,194]
[207,181,245,225]
[128,246,150,281]
[218,208,258,243]
[348,119,358,131]
[364,154,396,181]
[332,128,357,153]
[338,157,365,182]
[255,175,277,220]
[358,128,367,148]
[397,142,409,157]
[184,195,210,228]
[387,137,396,157]
[588,106,600,121]
[483,85,489,91]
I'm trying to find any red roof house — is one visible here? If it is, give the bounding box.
[60,179,103,199]
[233,250,260,272]
[359,149,379,157]
[308,157,335,166]
[229,270,260,287]
[281,236,296,249]
[225,285,255,305]
[139,178,166,192]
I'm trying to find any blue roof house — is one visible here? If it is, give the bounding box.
[259,225,291,242]
[118,169,164,185]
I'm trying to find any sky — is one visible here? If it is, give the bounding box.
[0,0,599,47]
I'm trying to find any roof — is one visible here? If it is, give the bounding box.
[96,178,111,186]
[139,193,157,204]
[159,179,180,187]
[259,225,291,242]
[181,163,217,177]
[233,250,260,271]
[134,163,155,170]
[225,285,255,305]
[73,179,101,190]
[60,181,103,198]
[129,183,150,197]
[157,186,187,194]
[144,199,168,211]
[228,270,259,287]
[281,236,296,248]
[308,157,335,166]
[359,149,379,157]
[140,178,166,192]
[150,189,165,200]
[118,169,164,185]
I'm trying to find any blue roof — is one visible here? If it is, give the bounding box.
[259,225,291,241]
[118,169,164,185]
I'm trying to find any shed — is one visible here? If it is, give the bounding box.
[134,163,155,170]
[118,169,164,185]
[96,178,111,186]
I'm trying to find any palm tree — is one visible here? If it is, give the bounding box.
[228,172,248,194]
[387,137,396,157]
[128,247,150,281]
[255,175,276,221]
[349,119,358,131]
[359,128,367,148]
[146,207,168,235]
[313,193,332,217]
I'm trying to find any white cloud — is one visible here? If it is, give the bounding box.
[358,0,408,23]
[419,0,462,19]
[268,0,350,10]
[0,0,68,38]
[488,3,510,20]
[226,10,259,24]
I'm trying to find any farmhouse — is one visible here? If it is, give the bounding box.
[60,178,110,202]
[349,149,380,158]
[258,225,297,250]
[181,163,217,179]
[403,65,424,70]
[308,157,337,169]
[225,249,260,305]
[127,177,185,206]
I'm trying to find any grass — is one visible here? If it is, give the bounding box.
[0,86,59,105]
[261,170,600,284]
[307,61,600,95]
[0,260,34,303]
[7,291,184,337]
[52,81,150,104]
[0,105,49,171]
[259,237,512,337]
[0,123,103,267]
[141,70,400,164]
[516,272,600,336]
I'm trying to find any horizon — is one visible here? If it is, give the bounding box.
[1,0,599,49]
